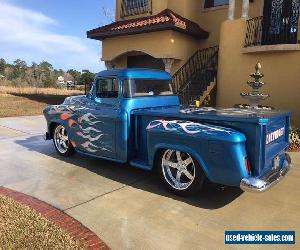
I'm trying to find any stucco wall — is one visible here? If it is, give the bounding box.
[198,0,263,46]
[110,0,264,73]
[102,30,199,74]
[115,0,260,47]
[217,19,300,126]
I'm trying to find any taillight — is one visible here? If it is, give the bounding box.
[244,158,251,175]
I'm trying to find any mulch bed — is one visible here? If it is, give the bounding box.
[288,144,300,152]
[0,187,109,250]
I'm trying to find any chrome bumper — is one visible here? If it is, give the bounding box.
[240,153,291,193]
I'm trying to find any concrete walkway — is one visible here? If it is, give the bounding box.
[0,116,299,250]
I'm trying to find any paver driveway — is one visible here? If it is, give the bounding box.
[0,115,299,250]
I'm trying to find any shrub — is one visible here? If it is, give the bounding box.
[288,127,300,152]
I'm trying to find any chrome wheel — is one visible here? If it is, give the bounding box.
[161,150,196,190]
[54,125,69,154]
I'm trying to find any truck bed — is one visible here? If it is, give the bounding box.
[133,106,290,124]
[132,107,290,177]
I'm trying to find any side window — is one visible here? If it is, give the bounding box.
[204,0,229,9]
[96,78,119,98]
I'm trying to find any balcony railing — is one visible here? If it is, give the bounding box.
[244,16,263,47]
[244,16,300,47]
[121,0,152,18]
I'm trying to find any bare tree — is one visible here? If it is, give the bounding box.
[101,6,115,23]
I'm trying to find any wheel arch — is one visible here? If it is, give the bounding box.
[151,143,211,181]
[50,121,76,156]
[48,121,62,139]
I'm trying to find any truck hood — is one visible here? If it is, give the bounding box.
[62,95,89,106]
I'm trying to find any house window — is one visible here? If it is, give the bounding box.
[125,0,148,9]
[121,0,151,17]
[204,0,229,9]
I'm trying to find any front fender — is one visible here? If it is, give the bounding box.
[43,105,75,141]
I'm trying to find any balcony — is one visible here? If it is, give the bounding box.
[244,16,300,48]
[244,16,300,47]
[121,0,152,18]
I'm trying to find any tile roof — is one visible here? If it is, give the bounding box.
[87,9,209,41]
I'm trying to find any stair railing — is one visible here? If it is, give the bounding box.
[172,46,219,106]
[172,46,219,93]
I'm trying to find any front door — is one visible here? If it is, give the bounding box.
[75,78,119,159]
[262,0,300,45]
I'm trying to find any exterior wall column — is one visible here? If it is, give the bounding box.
[241,0,250,19]
[228,0,236,20]
[162,58,175,73]
[105,61,115,69]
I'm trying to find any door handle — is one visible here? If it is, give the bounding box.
[68,106,76,113]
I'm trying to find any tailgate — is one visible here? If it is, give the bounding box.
[263,115,290,174]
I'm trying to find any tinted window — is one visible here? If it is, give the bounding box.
[204,0,229,8]
[96,78,119,98]
[123,79,173,98]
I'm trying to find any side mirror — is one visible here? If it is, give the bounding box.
[86,83,95,99]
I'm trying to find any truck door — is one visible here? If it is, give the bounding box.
[75,77,119,159]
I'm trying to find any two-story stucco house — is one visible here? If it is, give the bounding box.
[87,0,300,126]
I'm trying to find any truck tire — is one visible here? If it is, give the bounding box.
[157,149,205,196]
[53,124,75,157]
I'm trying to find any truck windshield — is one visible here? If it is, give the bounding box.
[123,79,173,98]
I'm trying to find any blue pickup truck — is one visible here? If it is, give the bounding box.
[43,69,291,196]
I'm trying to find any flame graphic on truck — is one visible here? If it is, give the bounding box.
[147,120,233,135]
[47,105,112,153]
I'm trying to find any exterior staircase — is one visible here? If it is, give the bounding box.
[198,76,217,106]
[172,46,219,107]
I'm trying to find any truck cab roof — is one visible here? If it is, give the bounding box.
[96,68,171,80]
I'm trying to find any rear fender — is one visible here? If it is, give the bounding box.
[146,119,248,186]
[150,143,211,180]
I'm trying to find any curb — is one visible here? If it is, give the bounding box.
[0,187,109,250]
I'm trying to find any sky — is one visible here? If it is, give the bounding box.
[0,0,115,72]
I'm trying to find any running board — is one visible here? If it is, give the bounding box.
[130,159,152,170]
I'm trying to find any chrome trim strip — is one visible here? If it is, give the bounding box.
[240,153,291,193]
